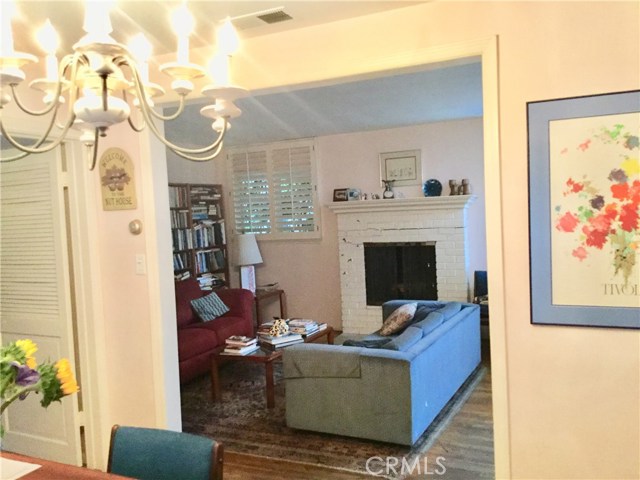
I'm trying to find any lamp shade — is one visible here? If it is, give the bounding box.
[235,234,263,266]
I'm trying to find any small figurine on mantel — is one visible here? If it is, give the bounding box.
[449,179,470,195]
[382,179,395,199]
[458,179,470,195]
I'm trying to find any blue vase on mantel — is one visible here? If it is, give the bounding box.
[423,179,442,197]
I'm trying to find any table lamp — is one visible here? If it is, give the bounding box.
[236,234,263,294]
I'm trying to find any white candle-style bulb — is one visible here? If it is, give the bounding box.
[1,0,17,55]
[36,19,59,54]
[171,2,194,64]
[217,17,239,56]
[128,33,152,83]
[83,0,114,36]
[36,19,59,80]
[208,53,230,86]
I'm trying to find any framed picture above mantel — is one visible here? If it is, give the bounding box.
[528,90,639,329]
[379,149,422,186]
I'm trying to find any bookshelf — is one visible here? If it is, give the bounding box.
[169,183,229,290]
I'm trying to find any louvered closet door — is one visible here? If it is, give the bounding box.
[0,146,82,464]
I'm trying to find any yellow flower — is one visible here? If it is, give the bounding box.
[55,358,79,395]
[16,339,37,369]
[620,157,639,177]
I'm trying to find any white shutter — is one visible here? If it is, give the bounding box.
[271,145,316,234]
[229,149,271,234]
[228,139,320,240]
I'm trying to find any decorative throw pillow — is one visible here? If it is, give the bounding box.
[190,292,230,322]
[379,302,417,336]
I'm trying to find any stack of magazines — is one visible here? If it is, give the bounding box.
[288,319,327,336]
[223,336,259,355]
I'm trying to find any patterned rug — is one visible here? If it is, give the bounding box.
[181,360,486,476]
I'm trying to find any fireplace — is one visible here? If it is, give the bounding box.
[364,242,437,306]
[329,196,476,334]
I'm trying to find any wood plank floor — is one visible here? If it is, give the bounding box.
[222,342,494,479]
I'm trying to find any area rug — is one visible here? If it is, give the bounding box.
[181,361,486,476]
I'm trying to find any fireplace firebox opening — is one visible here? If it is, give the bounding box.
[363,242,437,306]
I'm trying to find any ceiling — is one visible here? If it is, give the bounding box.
[165,60,483,148]
[6,1,425,56]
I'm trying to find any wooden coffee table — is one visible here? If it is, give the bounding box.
[211,325,334,408]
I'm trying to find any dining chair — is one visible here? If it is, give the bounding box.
[107,425,223,480]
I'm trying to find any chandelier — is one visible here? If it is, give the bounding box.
[0,1,248,169]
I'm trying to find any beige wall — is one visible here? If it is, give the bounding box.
[221,2,638,479]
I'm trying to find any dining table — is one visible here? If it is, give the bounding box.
[0,452,131,479]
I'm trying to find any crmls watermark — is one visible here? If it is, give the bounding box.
[365,456,447,476]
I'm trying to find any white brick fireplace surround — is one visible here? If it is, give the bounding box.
[328,196,477,334]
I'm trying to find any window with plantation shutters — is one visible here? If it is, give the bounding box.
[228,139,320,240]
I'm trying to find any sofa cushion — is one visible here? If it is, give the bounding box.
[192,315,253,342]
[413,311,446,335]
[177,328,218,361]
[380,303,417,336]
[438,301,462,320]
[382,326,423,351]
[175,279,204,327]
[191,292,230,321]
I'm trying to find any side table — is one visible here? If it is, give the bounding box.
[254,289,287,327]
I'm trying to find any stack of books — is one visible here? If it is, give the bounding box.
[288,319,327,336]
[258,328,304,350]
[223,336,259,355]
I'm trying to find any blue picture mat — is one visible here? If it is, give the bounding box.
[527,90,640,329]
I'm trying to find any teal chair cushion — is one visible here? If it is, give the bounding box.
[109,426,219,480]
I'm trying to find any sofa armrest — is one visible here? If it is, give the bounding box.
[284,344,362,378]
[216,288,254,321]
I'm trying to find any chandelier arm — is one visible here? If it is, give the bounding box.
[128,67,229,155]
[9,83,61,117]
[117,57,186,122]
[0,56,83,159]
[121,90,146,133]
[147,95,186,122]
[6,54,76,117]
[167,139,225,162]
[88,129,100,171]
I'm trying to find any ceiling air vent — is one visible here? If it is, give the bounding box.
[257,9,293,24]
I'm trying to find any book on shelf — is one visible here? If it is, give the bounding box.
[225,336,257,347]
[174,271,191,281]
[223,344,260,355]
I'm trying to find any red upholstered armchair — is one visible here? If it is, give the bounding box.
[175,279,254,384]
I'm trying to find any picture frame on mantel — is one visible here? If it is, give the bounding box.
[527,90,639,329]
[379,149,422,186]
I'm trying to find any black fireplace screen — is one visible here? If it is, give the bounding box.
[364,242,437,306]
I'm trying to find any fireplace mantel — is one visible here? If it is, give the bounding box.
[328,195,477,214]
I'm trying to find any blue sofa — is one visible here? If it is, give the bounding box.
[283,300,480,445]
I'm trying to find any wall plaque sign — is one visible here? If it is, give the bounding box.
[99,147,137,211]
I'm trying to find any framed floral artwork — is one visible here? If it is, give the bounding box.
[528,90,639,329]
